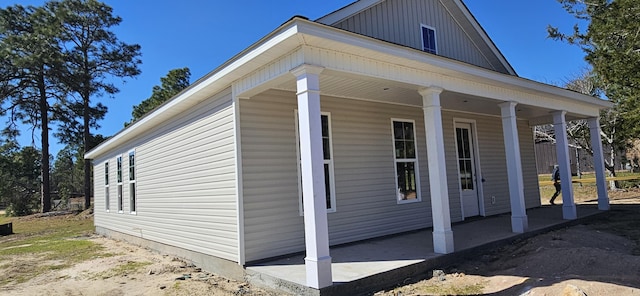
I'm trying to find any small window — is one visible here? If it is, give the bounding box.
[392,119,420,203]
[421,25,437,54]
[129,151,136,213]
[117,156,123,212]
[105,162,110,212]
[296,112,336,214]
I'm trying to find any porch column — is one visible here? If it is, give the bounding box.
[498,102,528,233]
[291,64,332,289]
[552,110,577,219]
[419,87,454,254]
[588,117,610,211]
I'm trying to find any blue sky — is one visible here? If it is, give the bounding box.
[6,0,587,157]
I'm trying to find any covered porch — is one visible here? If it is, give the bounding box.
[246,205,604,295]
[231,18,612,290]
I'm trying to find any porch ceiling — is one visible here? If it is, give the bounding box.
[270,69,571,125]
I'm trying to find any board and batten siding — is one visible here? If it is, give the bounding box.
[331,0,497,72]
[94,89,239,262]
[241,89,434,262]
[444,111,540,217]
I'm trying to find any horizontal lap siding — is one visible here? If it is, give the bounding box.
[327,96,431,245]
[333,0,494,71]
[240,90,302,262]
[94,91,238,262]
[242,90,431,262]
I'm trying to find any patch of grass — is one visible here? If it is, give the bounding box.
[539,183,600,204]
[94,260,152,279]
[413,281,485,295]
[0,214,108,287]
[172,281,182,290]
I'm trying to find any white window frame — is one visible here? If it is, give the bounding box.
[295,111,336,215]
[420,24,437,54]
[116,156,123,213]
[104,162,110,212]
[391,118,421,204]
[128,150,137,215]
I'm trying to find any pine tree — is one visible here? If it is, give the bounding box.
[126,67,190,126]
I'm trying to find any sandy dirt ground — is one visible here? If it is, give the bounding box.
[0,236,281,296]
[375,190,640,296]
[1,191,639,295]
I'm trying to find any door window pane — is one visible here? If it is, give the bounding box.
[456,127,474,190]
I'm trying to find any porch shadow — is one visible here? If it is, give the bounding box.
[245,205,604,295]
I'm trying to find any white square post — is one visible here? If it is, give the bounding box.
[498,102,529,233]
[419,87,454,254]
[587,117,610,211]
[552,110,577,219]
[291,64,332,289]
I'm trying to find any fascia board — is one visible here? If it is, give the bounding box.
[315,0,384,25]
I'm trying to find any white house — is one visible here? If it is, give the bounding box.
[85,0,611,290]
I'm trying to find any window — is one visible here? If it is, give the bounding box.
[117,156,123,212]
[105,162,110,212]
[296,112,336,213]
[128,151,136,213]
[392,120,420,203]
[421,25,437,54]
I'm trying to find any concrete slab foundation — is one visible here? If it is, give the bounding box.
[95,205,604,295]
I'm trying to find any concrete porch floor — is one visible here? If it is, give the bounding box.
[246,205,604,295]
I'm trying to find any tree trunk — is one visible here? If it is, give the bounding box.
[83,95,91,210]
[39,78,51,213]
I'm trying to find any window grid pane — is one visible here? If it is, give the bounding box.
[396,162,417,200]
[130,183,136,212]
[116,157,122,183]
[117,185,123,211]
[393,121,415,160]
[105,188,110,211]
[324,163,331,209]
[129,152,135,181]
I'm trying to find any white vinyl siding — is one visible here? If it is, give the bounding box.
[241,90,431,262]
[93,89,238,262]
[330,0,507,73]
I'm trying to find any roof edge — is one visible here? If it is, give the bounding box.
[315,0,383,25]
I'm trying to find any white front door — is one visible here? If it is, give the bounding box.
[455,122,480,217]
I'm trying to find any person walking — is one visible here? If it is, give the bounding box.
[549,165,561,205]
